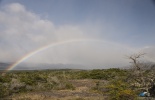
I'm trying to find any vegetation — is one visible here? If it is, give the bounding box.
[0,66,154,99]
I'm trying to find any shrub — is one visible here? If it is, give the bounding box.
[119,90,137,100]
[78,71,90,79]
[89,70,105,79]
[19,73,47,85]
[65,83,75,90]
[105,80,137,100]
[0,83,9,98]
[0,75,11,83]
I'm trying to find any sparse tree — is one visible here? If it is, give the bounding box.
[126,53,147,90]
[127,53,155,96]
[127,53,145,70]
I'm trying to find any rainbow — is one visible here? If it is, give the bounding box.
[5,39,97,72]
[5,39,135,72]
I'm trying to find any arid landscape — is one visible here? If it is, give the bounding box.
[0,66,155,100]
[1,0,155,100]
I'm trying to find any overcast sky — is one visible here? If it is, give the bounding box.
[0,0,155,69]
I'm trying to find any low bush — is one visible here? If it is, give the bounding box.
[105,80,137,100]
[0,83,9,98]
[65,82,75,90]
[0,75,11,83]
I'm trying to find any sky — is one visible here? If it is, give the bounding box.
[0,0,155,69]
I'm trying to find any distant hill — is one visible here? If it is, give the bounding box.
[15,63,87,70]
[1,61,155,71]
[0,62,87,70]
[0,62,10,70]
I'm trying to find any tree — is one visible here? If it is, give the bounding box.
[126,53,147,90]
[127,53,145,70]
[127,53,155,97]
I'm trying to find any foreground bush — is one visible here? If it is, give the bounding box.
[0,83,9,98]
[105,80,137,100]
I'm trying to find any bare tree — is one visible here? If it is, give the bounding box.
[126,53,155,96]
[126,53,147,89]
[127,53,145,70]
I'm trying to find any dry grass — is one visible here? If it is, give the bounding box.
[9,93,104,100]
[6,79,105,100]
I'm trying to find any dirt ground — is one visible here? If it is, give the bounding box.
[5,79,107,100]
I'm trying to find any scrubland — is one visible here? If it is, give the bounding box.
[0,68,155,100]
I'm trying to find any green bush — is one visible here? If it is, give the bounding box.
[19,73,47,85]
[44,83,54,89]
[0,83,9,98]
[105,80,137,100]
[0,75,11,83]
[20,76,36,85]
[78,71,90,79]
[118,90,137,100]
[89,70,105,79]
[65,83,75,90]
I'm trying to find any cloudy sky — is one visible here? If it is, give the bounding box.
[0,0,155,69]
